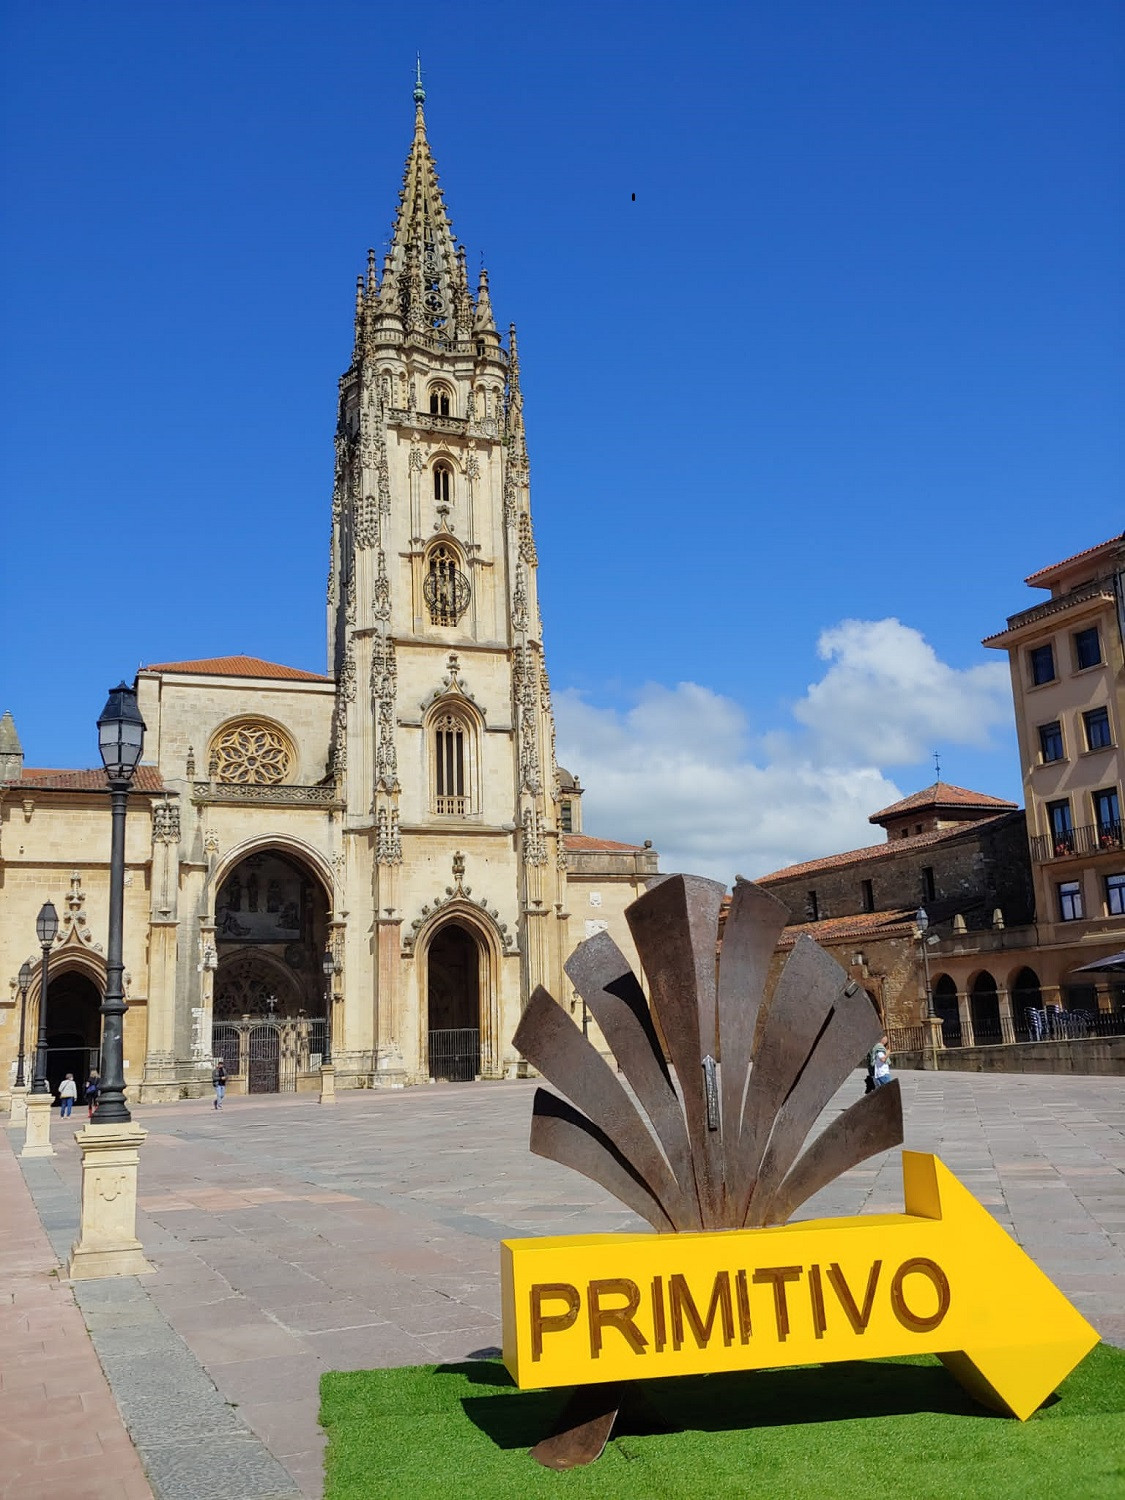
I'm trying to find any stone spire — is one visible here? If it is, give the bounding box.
[376,66,462,340]
[474,265,497,335]
[0,709,23,781]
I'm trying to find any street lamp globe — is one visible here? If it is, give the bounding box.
[97,681,146,783]
[322,951,335,978]
[19,960,32,990]
[36,901,59,947]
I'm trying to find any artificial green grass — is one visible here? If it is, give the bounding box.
[320,1343,1125,1498]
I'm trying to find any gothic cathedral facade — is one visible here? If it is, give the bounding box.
[0,89,658,1102]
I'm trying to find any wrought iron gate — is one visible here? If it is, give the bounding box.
[428,1027,480,1083]
[210,1017,328,1094]
[248,1025,280,1093]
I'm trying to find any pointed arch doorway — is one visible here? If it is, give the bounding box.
[427,923,481,1082]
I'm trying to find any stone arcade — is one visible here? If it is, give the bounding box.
[0,84,658,1102]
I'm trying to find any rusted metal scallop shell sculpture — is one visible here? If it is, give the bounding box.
[511,872,903,1466]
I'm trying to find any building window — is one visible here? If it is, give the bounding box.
[560,800,574,833]
[429,385,452,416]
[433,712,468,815]
[1038,721,1064,763]
[914,823,923,835]
[423,543,470,625]
[1074,627,1102,670]
[1047,799,1074,855]
[1084,706,1112,751]
[922,866,936,903]
[806,890,819,922]
[1057,880,1084,922]
[860,879,874,913]
[1029,644,1055,686]
[432,462,452,504]
[1094,788,1121,845]
[1107,874,1125,916]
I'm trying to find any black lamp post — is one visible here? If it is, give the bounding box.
[95,681,147,1125]
[322,950,335,1064]
[915,907,936,1020]
[31,902,59,1094]
[15,960,32,1089]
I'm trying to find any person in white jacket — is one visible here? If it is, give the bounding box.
[58,1072,78,1119]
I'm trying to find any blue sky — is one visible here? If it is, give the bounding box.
[2,1,1122,878]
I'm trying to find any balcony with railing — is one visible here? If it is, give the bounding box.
[1002,575,1115,634]
[1030,820,1123,862]
[435,795,467,816]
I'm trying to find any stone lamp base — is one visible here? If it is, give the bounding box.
[21,1091,55,1157]
[9,1083,29,1129]
[319,1062,336,1105]
[68,1120,154,1280]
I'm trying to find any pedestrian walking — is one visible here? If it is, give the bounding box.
[84,1069,100,1120]
[212,1058,227,1110]
[864,1033,890,1095]
[873,1039,893,1088]
[58,1072,78,1118]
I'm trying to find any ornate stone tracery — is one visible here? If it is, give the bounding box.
[209,721,295,786]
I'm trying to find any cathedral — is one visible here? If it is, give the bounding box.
[0,84,659,1103]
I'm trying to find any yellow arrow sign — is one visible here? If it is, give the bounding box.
[501,1152,1098,1419]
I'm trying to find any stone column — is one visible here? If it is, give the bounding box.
[319,1062,336,1105]
[21,1092,55,1157]
[375,915,406,1085]
[924,1015,944,1067]
[997,987,1016,1044]
[68,1121,153,1280]
[956,992,975,1049]
[8,1083,28,1127]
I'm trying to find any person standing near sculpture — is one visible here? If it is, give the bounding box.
[84,1069,100,1120]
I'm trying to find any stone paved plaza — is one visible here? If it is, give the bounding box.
[3,1068,1124,1499]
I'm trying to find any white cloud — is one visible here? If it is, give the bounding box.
[554,620,1014,885]
[791,618,1011,764]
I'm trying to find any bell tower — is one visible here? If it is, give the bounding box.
[325,74,569,1083]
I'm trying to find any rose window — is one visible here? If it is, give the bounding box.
[210,721,294,785]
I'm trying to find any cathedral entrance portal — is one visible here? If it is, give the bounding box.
[427,923,481,1082]
[44,971,102,1100]
[211,848,330,1094]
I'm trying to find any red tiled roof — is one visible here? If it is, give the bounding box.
[13,767,166,792]
[756,813,1018,884]
[563,834,646,853]
[868,781,1017,824]
[143,656,332,683]
[776,908,920,948]
[1025,533,1124,587]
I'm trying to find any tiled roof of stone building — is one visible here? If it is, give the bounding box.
[868,781,1018,824]
[563,834,646,853]
[775,908,921,948]
[143,656,332,682]
[756,813,1019,884]
[12,767,166,792]
[1025,532,1124,586]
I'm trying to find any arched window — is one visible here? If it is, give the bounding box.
[429,385,452,417]
[431,709,477,816]
[423,542,470,626]
[433,462,452,504]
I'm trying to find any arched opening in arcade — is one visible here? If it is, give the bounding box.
[932,974,960,1047]
[1011,966,1043,1041]
[970,972,1001,1044]
[43,969,102,1101]
[211,848,332,1094]
[426,922,481,1082]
